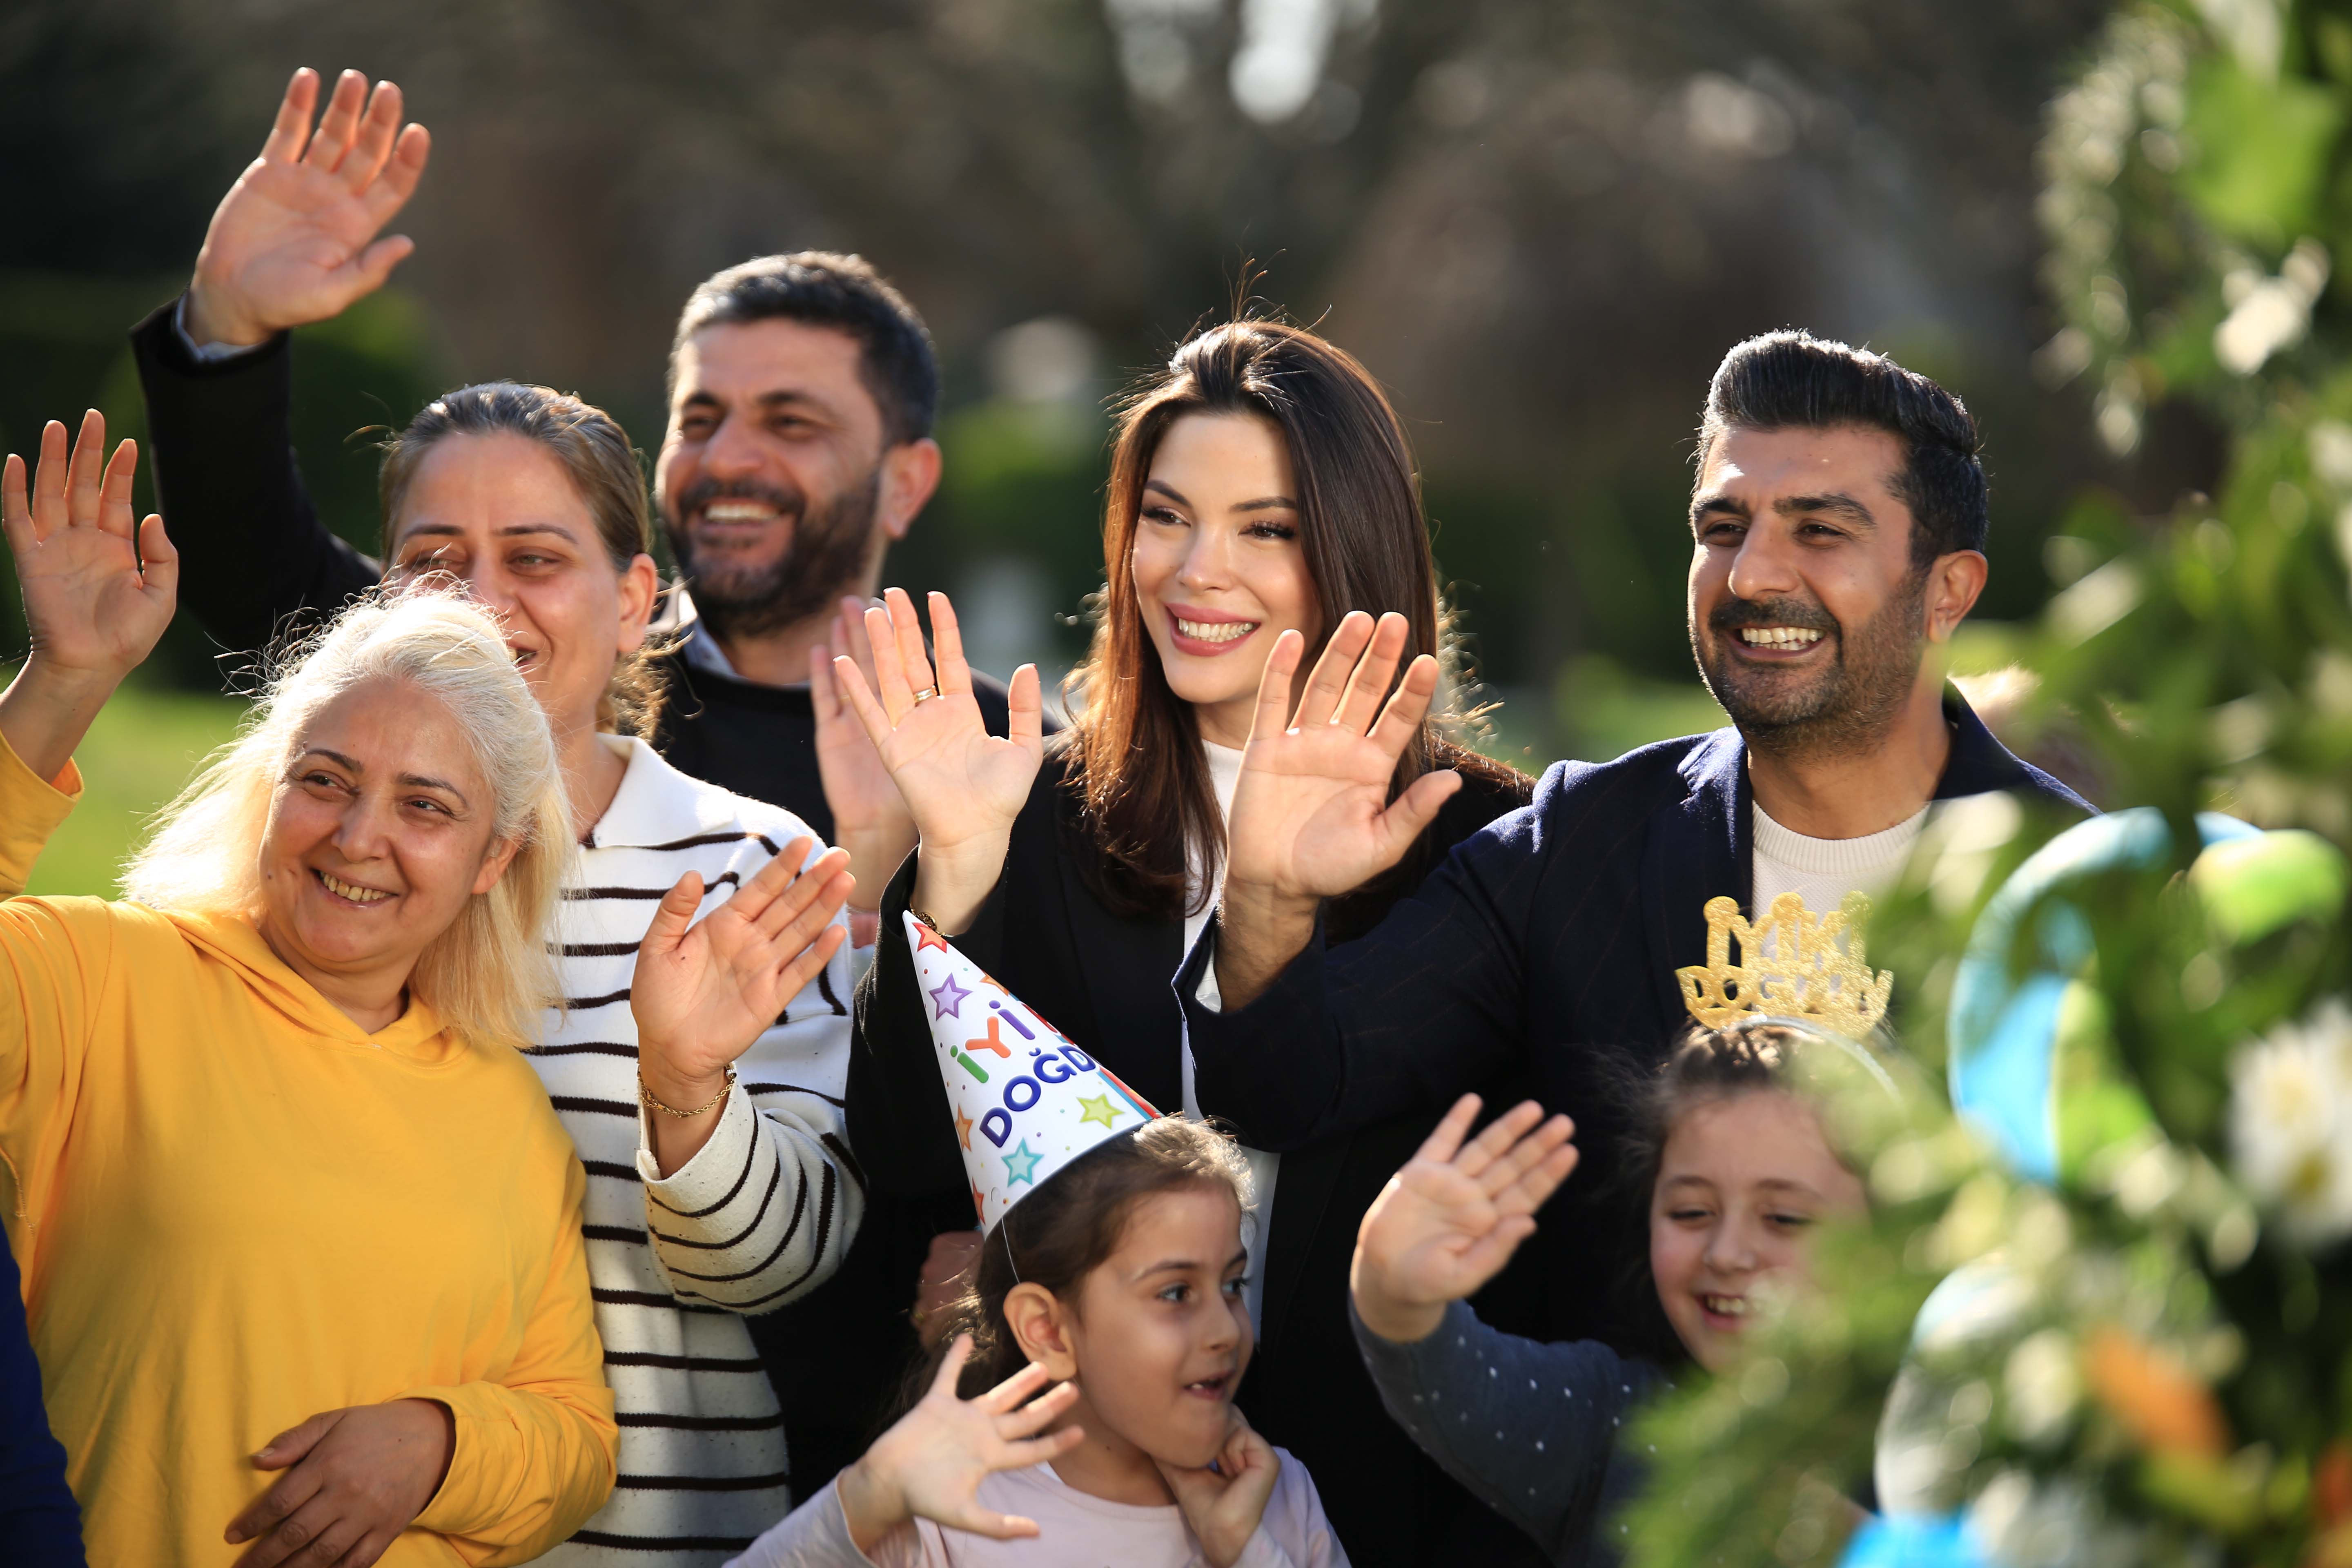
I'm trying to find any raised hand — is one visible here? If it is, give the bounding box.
[829,588,1044,934]
[185,68,431,348]
[632,837,853,1171]
[1212,610,1461,1008]
[1154,1408,1283,1568]
[810,596,918,920]
[223,1399,452,1568]
[835,1336,1085,1554]
[1350,1094,1579,1345]
[1225,610,1459,903]
[0,413,179,782]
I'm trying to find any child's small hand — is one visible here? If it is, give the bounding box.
[835,1335,1084,1554]
[1351,1094,1578,1343]
[1154,1409,1281,1568]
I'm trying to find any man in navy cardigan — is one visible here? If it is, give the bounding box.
[1181,330,2091,1354]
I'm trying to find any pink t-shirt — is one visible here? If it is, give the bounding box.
[726,1450,1348,1568]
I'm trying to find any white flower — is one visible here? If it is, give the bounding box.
[2227,997,2352,1246]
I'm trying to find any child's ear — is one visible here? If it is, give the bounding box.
[1003,1282,1080,1381]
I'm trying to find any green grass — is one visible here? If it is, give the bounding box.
[25,684,247,898]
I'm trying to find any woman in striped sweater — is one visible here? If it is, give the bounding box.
[349,383,876,1563]
[145,70,873,1562]
[149,368,867,1560]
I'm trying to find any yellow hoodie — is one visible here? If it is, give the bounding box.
[0,737,616,1565]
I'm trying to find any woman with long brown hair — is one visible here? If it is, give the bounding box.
[831,318,1542,1566]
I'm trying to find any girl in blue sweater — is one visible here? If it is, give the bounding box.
[1347,1023,1873,1566]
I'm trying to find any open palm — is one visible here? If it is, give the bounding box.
[632,838,853,1087]
[809,597,918,895]
[1356,1096,1579,1312]
[187,68,430,345]
[831,588,1044,860]
[1225,610,1461,902]
[841,1339,1084,1549]
[2,414,177,684]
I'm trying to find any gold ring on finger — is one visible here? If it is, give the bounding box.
[912,686,940,703]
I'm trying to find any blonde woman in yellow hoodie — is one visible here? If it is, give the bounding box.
[0,415,853,1568]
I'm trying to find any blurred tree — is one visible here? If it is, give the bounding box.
[4,0,2138,722]
[1624,3,2352,1563]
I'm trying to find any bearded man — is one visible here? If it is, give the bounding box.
[1178,329,2093,1356]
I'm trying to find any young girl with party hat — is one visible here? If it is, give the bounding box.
[1348,1011,1890,1567]
[724,920,1346,1567]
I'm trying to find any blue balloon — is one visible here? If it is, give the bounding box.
[1947,808,2257,1182]
[1840,1511,1987,1567]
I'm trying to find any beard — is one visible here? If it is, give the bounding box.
[667,465,882,641]
[1691,569,1929,760]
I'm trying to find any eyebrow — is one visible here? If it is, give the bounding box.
[680,387,836,418]
[1752,1178,1823,1198]
[398,522,583,543]
[1144,479,1298,513]
[1689,491,1878,531]
[1134,1246,1250,1280]
[1774,492,1876,530]
[296,750,471,809]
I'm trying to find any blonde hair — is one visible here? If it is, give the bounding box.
[123,589,573,1048]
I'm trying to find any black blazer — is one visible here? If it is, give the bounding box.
[1181,690,2095,1357]
[849,739,1543,1568]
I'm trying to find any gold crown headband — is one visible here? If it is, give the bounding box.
[1675,891,1894,1039]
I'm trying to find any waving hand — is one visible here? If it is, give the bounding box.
[0,413,178,781]
[1211,611,1460,1008]
[830,588,1043,933]
[632,837,852,1170]
[1224,610,1460,902]
[809,596,918,920]
[835,1338,1085,1553]
[185,68,431,347]
[1350,1095,1578,1344]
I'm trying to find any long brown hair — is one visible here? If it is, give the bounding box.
[378,382,667,736]
[1067,319,1505,920]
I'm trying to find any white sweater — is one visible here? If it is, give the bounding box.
[726,1453,1348,1568]
[536,737,865,1565]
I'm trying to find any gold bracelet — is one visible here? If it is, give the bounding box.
[639,1063,736,1118]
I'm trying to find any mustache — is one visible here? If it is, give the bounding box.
[1707,596,1840,637]
[674,477,806,525]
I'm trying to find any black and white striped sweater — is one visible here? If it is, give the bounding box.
[534,737,865,1565]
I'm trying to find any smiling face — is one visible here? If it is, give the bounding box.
[255,677,517,1016]
[658,319,920,639]
[1017,1182,1254,1470]
[1686,424,1971,758]
[384,432,655,746]
[1649,1088,1866,1373]
[1129,411,1323,749]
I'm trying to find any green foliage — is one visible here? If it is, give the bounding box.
[0,278,444,688]
[1627,5,2352,1563]
[20,683,246,898]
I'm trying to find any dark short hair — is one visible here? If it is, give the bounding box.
[670,252,939,446]
[1695,330,1988,565]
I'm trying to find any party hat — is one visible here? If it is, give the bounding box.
[905,912,1161,1230]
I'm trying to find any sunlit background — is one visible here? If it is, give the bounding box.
[1,0,2192,890]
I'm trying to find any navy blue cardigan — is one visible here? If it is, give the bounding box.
[1183,690,2091,1352]
[0,1236,82,1563]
